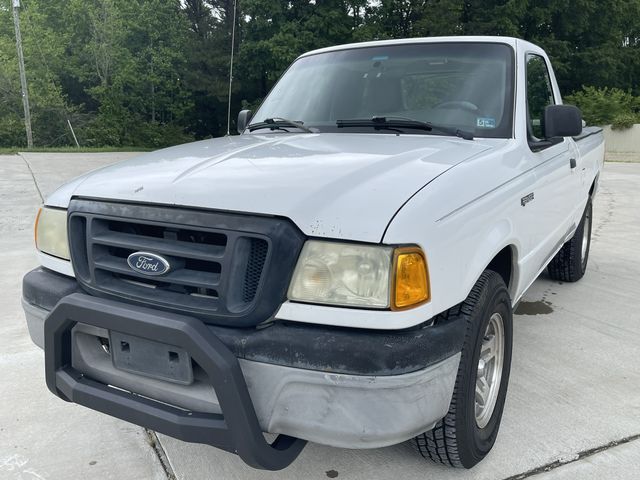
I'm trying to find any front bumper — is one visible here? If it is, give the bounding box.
[22,268,462,469]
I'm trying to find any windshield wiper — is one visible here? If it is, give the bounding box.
[247,117,312,133]
[336,116,474,140]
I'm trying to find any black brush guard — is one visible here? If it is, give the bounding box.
[44,293,306,470]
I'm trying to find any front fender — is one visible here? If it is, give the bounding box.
[383,142,526,317]
[385,203,521,317]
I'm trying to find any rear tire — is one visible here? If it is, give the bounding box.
[413,270,513,468]
[547,199,592,282]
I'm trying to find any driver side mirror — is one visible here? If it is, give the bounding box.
[544,104,582,138]
[237,110,253,134]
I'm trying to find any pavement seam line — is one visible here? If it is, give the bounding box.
[503,432,640,479]
[144,429,177,480]
[18,152,45,203]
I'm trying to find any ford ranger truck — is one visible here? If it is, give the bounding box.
[22,36,604,470]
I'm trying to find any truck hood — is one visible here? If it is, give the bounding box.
[63,133,496,242]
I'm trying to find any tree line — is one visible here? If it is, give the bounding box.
[1,0,639,148]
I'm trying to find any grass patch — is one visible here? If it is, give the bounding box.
[0,146,152,154]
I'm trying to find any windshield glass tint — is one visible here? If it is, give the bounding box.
[250,42,515,138]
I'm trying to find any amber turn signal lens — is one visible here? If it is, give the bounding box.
[392,248,430,309]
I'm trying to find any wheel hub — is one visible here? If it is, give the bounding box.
[477,358,485,377]
[475,312,505,429]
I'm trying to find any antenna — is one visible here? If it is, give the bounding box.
[226,0,238,136]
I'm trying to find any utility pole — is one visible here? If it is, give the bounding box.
[11,0,34,148]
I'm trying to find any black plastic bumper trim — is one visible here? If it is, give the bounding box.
[44,293,306,470]
[23,267,82,311]
[26,267,466,376]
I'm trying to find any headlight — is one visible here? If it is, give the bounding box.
[288,240,430,309]
[35,207,70,260]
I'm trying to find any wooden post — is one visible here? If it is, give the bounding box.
[67,119,80,148]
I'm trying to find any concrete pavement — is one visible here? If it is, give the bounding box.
[0,153,165,480]
[1,153,639,479]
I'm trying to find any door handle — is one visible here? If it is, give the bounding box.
[569,158,577,169]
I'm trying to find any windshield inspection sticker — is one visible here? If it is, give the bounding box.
[477,117,496,129]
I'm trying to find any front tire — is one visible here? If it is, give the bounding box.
[547,199,592,282]
[413,270,513,468]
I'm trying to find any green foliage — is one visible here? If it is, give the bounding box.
[0,0,194,148]
[0,116,25,147]
[1,0,640,147]
[565,86,639,127]
[611,113,639,130]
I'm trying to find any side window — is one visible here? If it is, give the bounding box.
[526,54,555,140]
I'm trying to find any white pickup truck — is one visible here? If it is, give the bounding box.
[23,36,604,470]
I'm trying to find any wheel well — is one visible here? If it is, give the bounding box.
[486,246,514,291]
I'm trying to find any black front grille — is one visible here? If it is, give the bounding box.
[68,200,305,326]
[243,238,268,303]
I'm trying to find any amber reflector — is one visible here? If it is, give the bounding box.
[34,207,42,248]
[393,249,430,309]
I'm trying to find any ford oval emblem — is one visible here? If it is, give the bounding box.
[127,252,171,276]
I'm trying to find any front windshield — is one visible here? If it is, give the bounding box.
[250,42,515,138]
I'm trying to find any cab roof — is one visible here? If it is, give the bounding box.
[299,36,542,58]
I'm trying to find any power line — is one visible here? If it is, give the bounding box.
[11,0,34,148]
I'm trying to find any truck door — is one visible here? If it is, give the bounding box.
[523,53,580,275]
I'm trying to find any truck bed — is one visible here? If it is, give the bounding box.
[574,126,605,158]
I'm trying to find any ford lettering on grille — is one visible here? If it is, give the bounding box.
[127,252,171,276]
